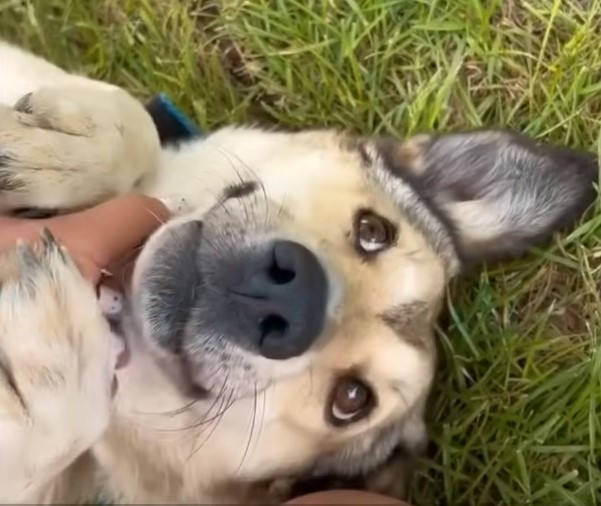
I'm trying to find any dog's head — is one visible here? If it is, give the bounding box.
[130,127,597,496]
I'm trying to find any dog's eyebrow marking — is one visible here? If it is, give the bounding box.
[222,181,258,200]
[379,302,431,350]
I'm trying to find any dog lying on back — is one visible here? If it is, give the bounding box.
[0,40,597,504]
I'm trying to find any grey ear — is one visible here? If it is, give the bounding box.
[376,129,599,263]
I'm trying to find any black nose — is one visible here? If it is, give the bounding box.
[231,240,328,360]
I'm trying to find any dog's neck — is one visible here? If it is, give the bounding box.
[91,315,284,503]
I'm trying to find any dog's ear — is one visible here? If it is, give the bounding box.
[376,129,599,264]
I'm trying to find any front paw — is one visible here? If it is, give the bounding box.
[0,231,117,502]
[0,83,160,213]
[13,88,96,137]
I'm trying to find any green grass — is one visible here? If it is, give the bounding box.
[2,0,601,504]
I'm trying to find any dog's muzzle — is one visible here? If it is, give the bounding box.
[228,239,328,360]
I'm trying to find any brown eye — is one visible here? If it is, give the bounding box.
[327,376,375,427]
[354,210,396,255]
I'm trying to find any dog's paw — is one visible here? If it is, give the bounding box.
[13,88,96,137]
[0,230,118,502]
[0,83,160,213]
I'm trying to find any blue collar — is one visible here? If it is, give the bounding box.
[144,94,203,145]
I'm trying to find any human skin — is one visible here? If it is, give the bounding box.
[284,489,411,504]
[0,194,170,285]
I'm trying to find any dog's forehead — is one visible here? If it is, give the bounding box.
[268,131,461,275]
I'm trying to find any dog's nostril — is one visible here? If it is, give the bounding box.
[268,260,295,284]
[231,241,326,359]
[259,314,289,341]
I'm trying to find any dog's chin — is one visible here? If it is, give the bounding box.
[128,298,265,401]
[127,296,309,404]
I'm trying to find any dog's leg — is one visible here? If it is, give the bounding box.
[0,42,161,213]
[0,86,160,212]
[0,231,119,503]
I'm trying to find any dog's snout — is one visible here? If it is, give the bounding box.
[232,240,328,360]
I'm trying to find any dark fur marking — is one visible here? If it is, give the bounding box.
[374,130,599,265]
[355,141,374,167]
[40,228,67,263]
[372,136,466,264]
[13,207,58,219]
[13,92,33,114]
[222,181,258,200]
[288,474,366,497]
[0,153,25,191]
[0,153,11,167]
[342,135,465,269]
[379,302,432,351]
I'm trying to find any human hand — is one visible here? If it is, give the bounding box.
[0,194,170,288]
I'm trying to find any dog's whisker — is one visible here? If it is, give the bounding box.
[235,381,258,474]
[204,139,263,184]
[188,385,237,460]
[173,371,231,436]
[255,383,267,458]
[139,398,200,418]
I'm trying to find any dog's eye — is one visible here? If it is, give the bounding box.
[354,210,396,255]
[327,376,375,427]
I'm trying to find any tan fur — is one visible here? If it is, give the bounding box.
[0,41,596,504]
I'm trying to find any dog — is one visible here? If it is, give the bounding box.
[0,40,597,504]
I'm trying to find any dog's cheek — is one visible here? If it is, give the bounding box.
[138,221,202,353]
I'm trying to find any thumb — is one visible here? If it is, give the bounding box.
[0,195,170,285]
[46,194,170,277]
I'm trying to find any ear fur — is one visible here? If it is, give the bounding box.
[375,129,599,264]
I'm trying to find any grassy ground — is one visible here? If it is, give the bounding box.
[2,0,601,504]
